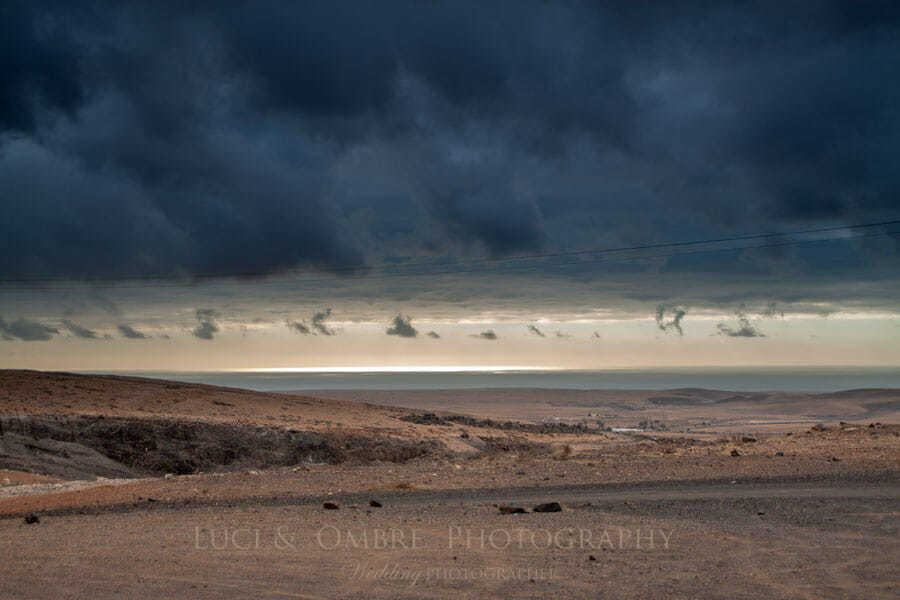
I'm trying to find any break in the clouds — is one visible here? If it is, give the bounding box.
[192,309,219,340]
[117,324,147,340]
[1,1,898,295]
[0,317,58,341]
[61,320,97,339]
[386,315,417,338]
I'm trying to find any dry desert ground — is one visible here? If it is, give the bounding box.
[1,370,898,599]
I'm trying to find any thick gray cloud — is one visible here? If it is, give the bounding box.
[656,305,687,336]
[61,319,97,339]
[386,315,417,338]
[473,330,498,340]
[192,309,219,340]
[0,317,58,341]
[117,324,147,339]
[0,0,898,316]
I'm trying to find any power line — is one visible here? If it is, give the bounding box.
[4,217,900,285]
[1,227,896,292]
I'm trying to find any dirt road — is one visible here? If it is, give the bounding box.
[2,475,897,599]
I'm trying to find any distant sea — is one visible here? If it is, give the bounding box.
[99,367,900,393]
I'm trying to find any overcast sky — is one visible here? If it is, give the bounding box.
[2,1,899,370]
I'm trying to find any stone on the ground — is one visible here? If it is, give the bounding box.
[498,505,527,514]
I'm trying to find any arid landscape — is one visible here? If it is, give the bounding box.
[1,370,898,599]
[5,2,900,598]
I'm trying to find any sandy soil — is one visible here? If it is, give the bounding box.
[1,370,898,598]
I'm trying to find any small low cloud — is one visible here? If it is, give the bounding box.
[555,331,571,338]
[472,330,498,340]
[192,308,219,340]
[312,308,335,336]
[717,311,765,338]
[386,315,417,338]
[288,320,312,335]
[62,319,98,339]
[655,305,687,336]
[118,324,147,339]
[426,331,440,339]
[526,325,545,337]
[760,302,784,319]
[0,317,59,341]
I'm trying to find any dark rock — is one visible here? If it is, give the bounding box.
[369,500,382,508]
[533,502,563,513]
[741,436,757,443]
[588,555,597,561]
[830,456,841,462]
[499,505,527,514]
[24,513,40,524]
[775,451,784,457]
[323,502,339,510]
[730,449,741,457]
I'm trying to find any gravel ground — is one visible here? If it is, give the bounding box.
[1,476,897,599]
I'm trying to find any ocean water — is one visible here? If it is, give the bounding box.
[101,367,900,393]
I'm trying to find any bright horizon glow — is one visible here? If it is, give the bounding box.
[238,365,558,373]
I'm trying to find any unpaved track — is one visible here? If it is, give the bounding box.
[3,474,896,519]
[2,476,898,599]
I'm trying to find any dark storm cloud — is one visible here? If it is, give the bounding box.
[117,324,147,339]
[61,319,98,339]
[473,330,498,340]
[656,305,687,336]
[1,0,899,301]
[0,317,58,341]
[527,325,546,338]
[386,315,417,338]
[192,309,219,340]
[717,311,766,338]
[0,2,83,132]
